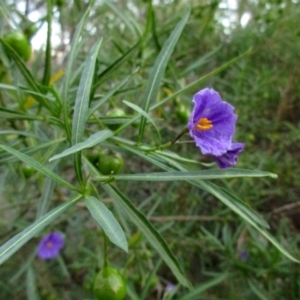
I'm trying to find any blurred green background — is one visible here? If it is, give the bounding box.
[1,0,300,299]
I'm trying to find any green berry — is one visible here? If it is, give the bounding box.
[2,31,31,61]
[93,267,126,300]
[97,153,124,175]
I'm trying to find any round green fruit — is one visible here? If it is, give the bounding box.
[22,164,35,178]
[106,108,126,130]
[94,267,126,300]
[175,105,190,124]
[97,153,124,175]
[2,31,31,61]
[23,23,38,39]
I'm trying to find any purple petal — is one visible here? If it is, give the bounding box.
[214,142,245,168]
[37,232,64,260]
[188,88,237,156]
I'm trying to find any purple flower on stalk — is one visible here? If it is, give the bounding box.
[215,142,245,168]
[188,88,244,167]
[188,88,237,157]
[37,232,64,260]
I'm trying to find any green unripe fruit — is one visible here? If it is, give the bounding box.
[2,31,31,61]
[106,108,126,130]
[175,105,190,124]
[97,153,124,175]
[93,267,126,300]
[23,23,38,39]
[22,165,35,178]
[52,0,65,7]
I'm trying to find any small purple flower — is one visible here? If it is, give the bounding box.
[215,142,245,168]
[239,250,249,261]
[166,282,176,293]
[188,88,237,157]
[37,232,64,260]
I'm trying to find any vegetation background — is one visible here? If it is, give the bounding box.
[1,0,300,299]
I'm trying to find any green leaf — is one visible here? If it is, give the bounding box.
[170,176,297,260]
[104,0,141,38]
[181,46,221,75]
[0,130,43,139]
[36,176,56,220]
[151,48,252,111]
[0,196,81,265]
[88,70,137,117]
[0,39,55,114]
[72,39,102,185]
[102,184,191,288]
[0,144,76,190]
[147,151,271,230]
[123,100,161,143]
[61,0,95,141]
[179,274,227,300]
[198,180,271,230]
[49,130,113,162]
[26,266,40,300]
[95,169,277,181]
[0,107,43,121]
[137,9,190,142]
[248,280,270,300]
[117,142,299,261]
[0,138,65,164]
[84,196,128,252]
[42,0,52,86]
[92,40,141,94]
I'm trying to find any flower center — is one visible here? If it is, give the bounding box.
[196,118,213,130]
[46,241,53,248]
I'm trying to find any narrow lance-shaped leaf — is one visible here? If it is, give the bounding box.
[148,151,271,230]
[0,138,65,164]
[0,196,81,265]
[118,142,271,230]
[61,0,95,141]
[93,40,141,93]
[123,100,161,143]
[85,196,128,252]
[36,176,56,220]
[180,274,227,300]
[102,184,191,288]
[0,145,76,190]
[26,266,40,300]
[151,48,252,110]
[0,107,42,120]
[95,169,277,182]
[84,157,191,287]
[120,144,299,262]
[137,9,190,143]
[72,39,102,185]
[89,70,138,116]
[42,0,52,86]
[49,130,113,162]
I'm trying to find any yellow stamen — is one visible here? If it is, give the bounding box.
[196,118,213,130]
[46,241,53,248]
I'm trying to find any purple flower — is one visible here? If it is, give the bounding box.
[37,232,64,260]
[215,142,245,168]
[239,250,249,261]
[188,88,237,157]
[166,282,176,293]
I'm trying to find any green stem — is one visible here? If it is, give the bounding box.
[170,127,189,146]
[144,127,189,152]
[102,231,109,268]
